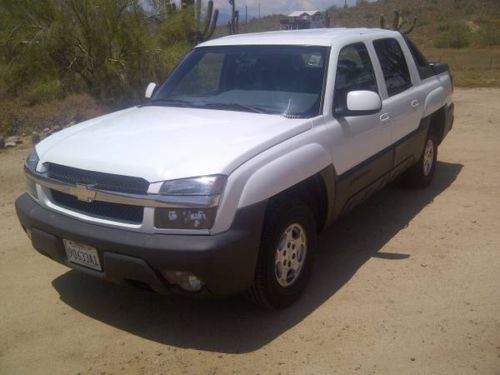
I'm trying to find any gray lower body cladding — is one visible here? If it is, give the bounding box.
[15,193,267,296]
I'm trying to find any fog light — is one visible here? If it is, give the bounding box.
[155,207,216,229]
[163,271,204,292]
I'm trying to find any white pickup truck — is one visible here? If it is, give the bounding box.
[17,28,453,309]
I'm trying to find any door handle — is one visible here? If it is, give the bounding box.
[380,113,390,122]
[411,99,420,109]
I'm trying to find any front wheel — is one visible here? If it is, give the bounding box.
[246,198,317,309]
[400,132,438,189]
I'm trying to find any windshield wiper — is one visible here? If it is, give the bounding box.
[148,98,191,107]
[148,99,281,116]
[197,102,269,114]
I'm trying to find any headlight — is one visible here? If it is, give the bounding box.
[25,149,40,199]
[159,175,226,196]
[155,175,227,230]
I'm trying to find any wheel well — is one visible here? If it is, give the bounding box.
[267,173,328,233]
[429,106,446,145]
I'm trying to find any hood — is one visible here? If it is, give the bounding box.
[36,106,311,182]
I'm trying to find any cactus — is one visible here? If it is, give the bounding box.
[174,0,218,43]
[228,0,239,35]
[380,10,417,35]
[194,0,219,42]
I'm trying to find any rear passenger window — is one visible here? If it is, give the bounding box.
[373,38,412,97]
[334,43,378,114]
[404,37,435,80]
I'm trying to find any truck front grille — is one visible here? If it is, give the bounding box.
[46,163,148,224]
[46,163,149,195]
[51,190,144,224]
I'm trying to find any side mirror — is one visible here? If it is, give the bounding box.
[345,90,382,115]
[145,82,157,99]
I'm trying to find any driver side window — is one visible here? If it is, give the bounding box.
[334,43,378,114]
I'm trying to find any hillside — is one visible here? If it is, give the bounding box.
[223,0,500,48]
[329,0,500,48]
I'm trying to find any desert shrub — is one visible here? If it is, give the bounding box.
[23,80,65,105]
[476,23,500,46]
[434,22,471,48]
[0,94,108,136]
[0,64,7,96]
[437,23,450,32]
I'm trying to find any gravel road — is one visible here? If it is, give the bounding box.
[1,88,499,374]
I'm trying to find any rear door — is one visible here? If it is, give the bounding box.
[371,37,424,144]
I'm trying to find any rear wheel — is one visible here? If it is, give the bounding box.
[400,132,438,189]
[246,198,317,309]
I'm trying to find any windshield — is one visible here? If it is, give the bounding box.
[152,45,329,118]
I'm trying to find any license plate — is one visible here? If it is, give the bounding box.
[63,239,102,271]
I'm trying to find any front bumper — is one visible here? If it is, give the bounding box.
[16,193,266,296]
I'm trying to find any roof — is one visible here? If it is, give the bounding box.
[288,10,321,17]
[197,28,398,48]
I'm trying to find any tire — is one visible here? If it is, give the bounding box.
[246,197,317,310]
[400,132,438,189]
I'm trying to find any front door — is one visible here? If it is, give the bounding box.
[327,42,391,180]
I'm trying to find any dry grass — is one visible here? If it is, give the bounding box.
[423,47,500,87]
[0,94,109,136]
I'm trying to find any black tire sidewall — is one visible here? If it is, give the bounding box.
[259,200,317,309]
[421,133,438,184]
[400,131,439,189]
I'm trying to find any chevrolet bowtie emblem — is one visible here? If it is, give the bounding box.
[71,184,97,203]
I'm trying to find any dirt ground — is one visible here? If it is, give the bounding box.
[1,88,499,375]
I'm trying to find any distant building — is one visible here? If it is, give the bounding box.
[280,11,329,30]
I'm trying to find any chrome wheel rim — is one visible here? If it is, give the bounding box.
[423,139,434,176]
[275,223,307,287]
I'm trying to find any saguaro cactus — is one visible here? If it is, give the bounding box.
[380,10,417,35]
[175,0,218,43]
[194,0,219,42]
